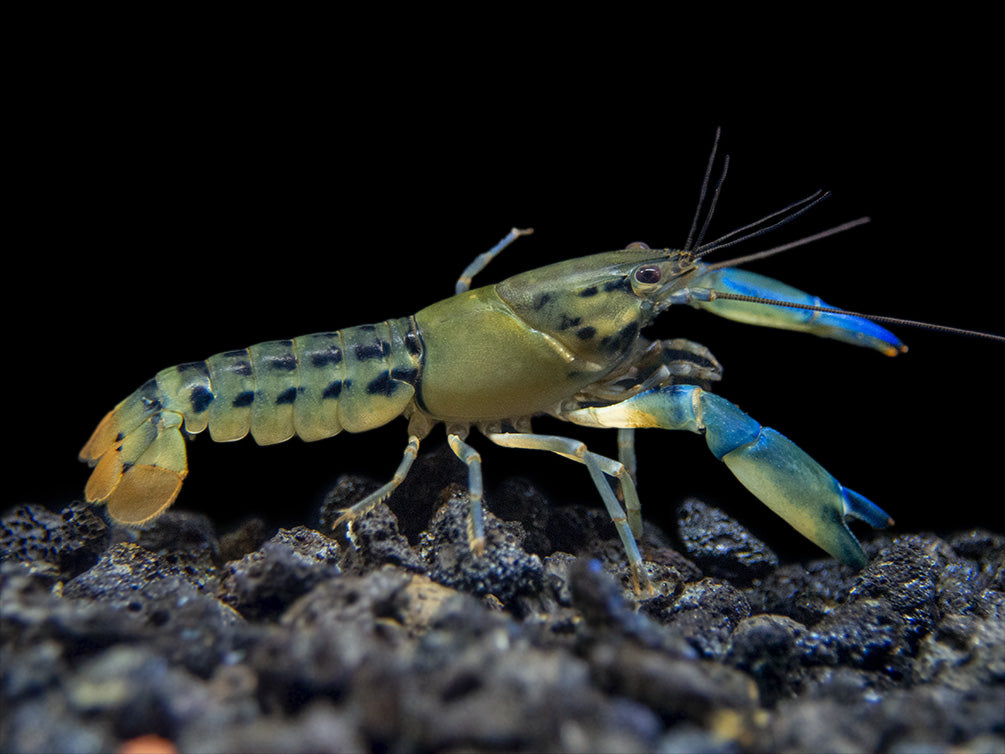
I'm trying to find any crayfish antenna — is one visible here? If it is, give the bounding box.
[701,216,870,270]
[685,127,729,252]
[683,129,836,260]
[692,190,831,260]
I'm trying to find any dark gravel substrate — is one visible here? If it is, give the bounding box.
[2,453,1003,753]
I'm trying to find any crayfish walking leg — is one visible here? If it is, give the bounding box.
[485,431,651,593]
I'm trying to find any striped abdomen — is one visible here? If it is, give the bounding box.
[157,317,424,444]
[79,317,423,524]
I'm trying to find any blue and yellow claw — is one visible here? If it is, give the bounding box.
[692,266,907,357]
[567,385,892,569]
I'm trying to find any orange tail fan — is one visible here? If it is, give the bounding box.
[80,398,188,525]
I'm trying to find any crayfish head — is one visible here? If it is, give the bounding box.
[494,244,698,372]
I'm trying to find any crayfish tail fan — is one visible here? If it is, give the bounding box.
[82,406,188,525]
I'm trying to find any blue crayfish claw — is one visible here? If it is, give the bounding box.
[687,265,908,357]
[565,384,893,568]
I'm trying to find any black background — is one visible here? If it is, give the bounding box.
[6,25,1002,560]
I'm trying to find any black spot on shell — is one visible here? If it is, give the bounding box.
[232,391,255,408]
[576,326,596,340]
[533,292,552,310]
[558,314,582,330]
[604,277,631,293]
[600,322,639,353]
[366,373,397,396]
[189,385,214,413]
[579,286,598,297]
[322,381,343,400]
[275,387,298,405]
[268,354,298,372]
[310,347,342,368]
[354,342,389,361]
[219,351,252,376]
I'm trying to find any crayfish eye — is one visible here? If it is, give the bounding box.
[634,265,661,285]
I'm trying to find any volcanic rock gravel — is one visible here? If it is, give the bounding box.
[2,453,1003,753]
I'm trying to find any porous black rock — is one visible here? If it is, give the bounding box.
[642,577,752,659]
[420,485,544,608]
[3,490,1004,753]
[221,526,341,619]
[1,503,109,581]
[61,541,244,676]
[725,613,808,705]
[339,500,427,575]
[675,497,779,582]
